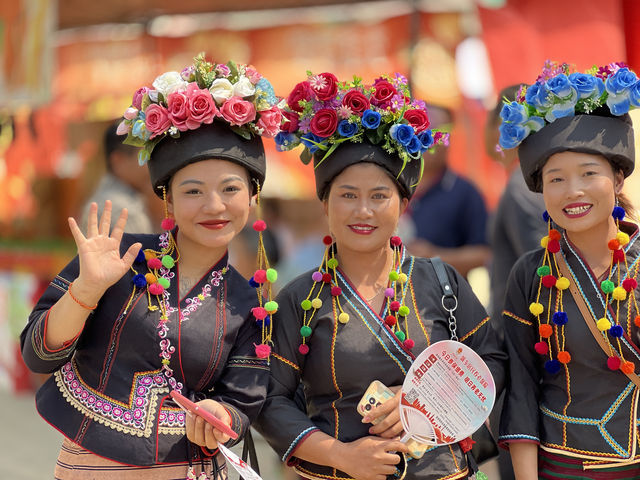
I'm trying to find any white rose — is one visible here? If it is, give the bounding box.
[209,78,234,105]
[233,76,256,98]
[152,72,187,96]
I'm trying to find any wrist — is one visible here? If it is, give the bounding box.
[69,278,105,307]
[328,439,348,472]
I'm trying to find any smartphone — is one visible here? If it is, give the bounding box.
[170,391,238,440]
[357,380,428,459]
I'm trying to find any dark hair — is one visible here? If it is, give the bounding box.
[617,192,637,222]
[104,119,138,172]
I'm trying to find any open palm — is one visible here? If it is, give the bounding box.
[69,201,142,294]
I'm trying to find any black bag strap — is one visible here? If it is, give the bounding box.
[430,257,459,341]
[241,428,260,476]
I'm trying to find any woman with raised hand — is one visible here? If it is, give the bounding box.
[497,61,640,478]
[20,54,281,479]
[255,72,506,480]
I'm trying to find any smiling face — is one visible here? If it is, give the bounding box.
[167,159,251,255]
[541,151,624,235]
[324,162,408,254]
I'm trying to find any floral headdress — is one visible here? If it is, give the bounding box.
[275,72,449,179]
[118,53,282,165]
[498,61,639,150]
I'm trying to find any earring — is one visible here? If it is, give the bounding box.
[160,186,175,231]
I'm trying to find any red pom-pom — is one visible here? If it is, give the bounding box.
[548,229,561,241]
[148,258,163,270]
[607,356,621,370]
[534,342,549,355]
[390,236,402,247]
[323,235,333,246]
[458,437,475,453]
[547,239,560,253]
[254,269,267,284]
[539,324,553,338]
[608,239,621,250]
[148,283,164,296]
[557,351,571,364]
[635,316,640,328]
[322,273,332,283]
[253,220,267,232]
[385,315,397,326]
[255,344,271,358]
[389,301,401,312]
[621,361,635,374]
[613,249,626,263]
[623,278,638,292]
[252,307,267,320]
[298,344,310,355]
[161,218,175,231]
[331,286,342,296]
[403,338,415,349]
[542,275,557,288]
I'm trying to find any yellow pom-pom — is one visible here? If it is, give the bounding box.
[612,286,627,301]
[338,312,350,324]
[529,302,544,316]
[555,277,570,290]
[398,273,408,284]
[311,298,323,309]
[617,231,630,246]
[597,317,612,331]
[540,236,549,248]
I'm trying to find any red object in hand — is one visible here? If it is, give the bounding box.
[170,391,238,440]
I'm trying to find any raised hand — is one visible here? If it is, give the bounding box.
[68,201,142,296]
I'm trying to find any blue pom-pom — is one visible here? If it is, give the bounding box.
[544,359,561,375]
[542,210,550,223]
[612,206,626,221]
[135,249,146,264]
[256,316,272,327]
[248,277,260,288]
[552,311,568,326]
[610,325,624,338]
[132,273,147,288]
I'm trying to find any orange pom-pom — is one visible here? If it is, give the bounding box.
[635,316,640,328]
[145,273,157,284]
[539,324,553,338]
[548,229,561,241]
[608,239,621,250]
[621,361,635,374]
[557,351,571,364]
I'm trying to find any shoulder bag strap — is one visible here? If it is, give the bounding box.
[555,252,640,388]
[429,257,460,342]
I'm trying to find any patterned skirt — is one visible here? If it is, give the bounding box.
[54,438,228,480]
[539,450,640,479]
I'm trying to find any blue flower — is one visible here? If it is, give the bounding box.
[544,74,575,99]
[132,120,150,141]
[498,122,527,149]
[606,67,638,95]
[138,148,150,165]
[630,81,640,108]
[301,133,325,153]
[389,124,414,146]
[361,109,382,129]
[275,132,299,152]
[545,103,575,123]
[256,78,277,105]
[525,83,551,111]
[500,101,528,124]
[523,115,545,132]
[606,93,631,116]
[337,120,358,138]
[406,135,422,155]
[418,130,434,151]
[568,73,604,100]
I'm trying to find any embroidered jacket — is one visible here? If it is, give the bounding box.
[256,252,506,480]
[500,223,640,469]
[20,232,269,466]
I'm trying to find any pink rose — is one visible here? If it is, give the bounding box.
[310,108,338,137]
[281,110,299,133]
[167,91,190,132]
[186,83,217,129]
[313,73,338,101]
[257,106,282,138]
[132,87,149,110]
[371,79,397,108]
[245,66,262,84]
[287,81,313,112]
[220,96,256,126]
[145,104,171,138]
[403,109,430,133]
[342,90,370,116]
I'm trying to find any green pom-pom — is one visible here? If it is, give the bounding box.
[395,331,406,342]
[266,268,278,283]
[161,255,175,269]
[301,299,312,311]
[601,280,615,294]
[264,300,279,312]
[157,277,170,289]
[536,265,550,277]
[300,325,312,337]
[398,305,410,316]
[326,258,338,269]
[389,271,399,281]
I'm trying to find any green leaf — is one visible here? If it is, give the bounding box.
[227,60,239,82]
[141,93,151,111]
[123,132,146,148]
[157,92,166,105]
[231,126,252,140]
[300,149,312,165]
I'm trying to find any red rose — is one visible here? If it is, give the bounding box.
[403,109,430,133]
[287,81,313,112]
[281,110,299,133]
[313,72,338,101]
[342,90,370,116]
[371,79,397,108]
[310,108,338,137]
